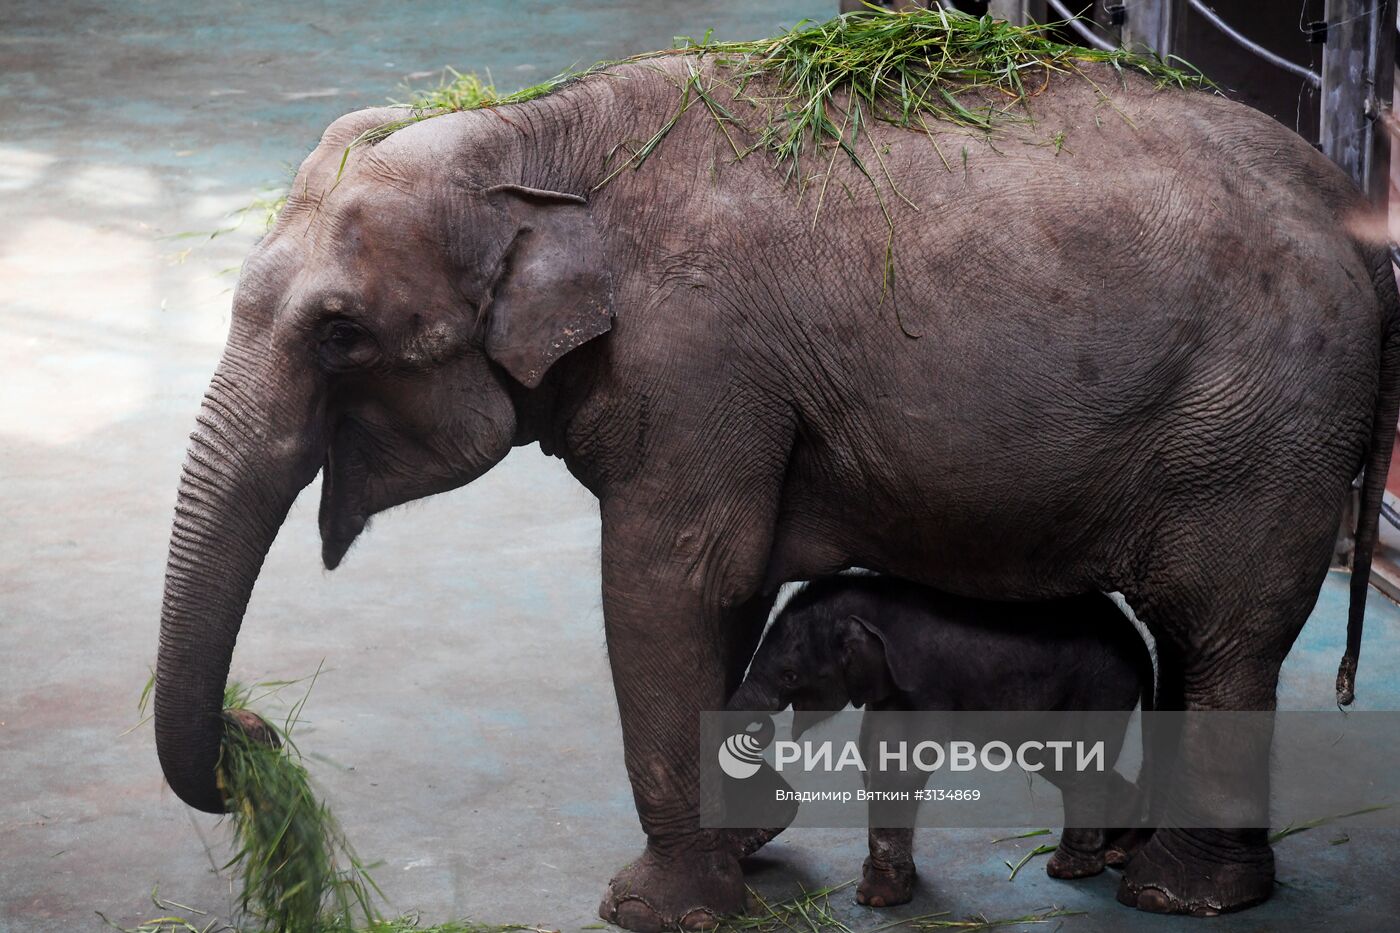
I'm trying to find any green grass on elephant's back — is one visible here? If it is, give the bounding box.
[250,9,1207,256]
[361,7,1208,183]
[340,7,1207,295]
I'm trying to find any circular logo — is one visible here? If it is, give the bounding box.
[718,720,771,780]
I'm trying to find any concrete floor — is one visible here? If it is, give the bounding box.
[2,2,1399,930]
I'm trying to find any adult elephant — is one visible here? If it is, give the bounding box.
[154,48,1398,931]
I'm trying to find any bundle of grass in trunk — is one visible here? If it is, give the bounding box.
[137,673,381,932]
[216,679,382,932]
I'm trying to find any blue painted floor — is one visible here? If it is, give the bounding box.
[1,2,1397,931]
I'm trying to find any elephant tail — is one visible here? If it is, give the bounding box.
[1338,247,1400,706]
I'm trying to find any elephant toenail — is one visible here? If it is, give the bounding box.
[680,908,718,930]
[1135,887,1175,913]
[613,899,666,933]
[869,896,886,908]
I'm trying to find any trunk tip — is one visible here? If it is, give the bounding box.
[223,708,282,750]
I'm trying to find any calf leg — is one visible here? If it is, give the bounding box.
[1046,772,1112,879]
[861,828,918,907]
[1048,827,1107,879]
[857,713,922,906]
[1048,767,1146,876]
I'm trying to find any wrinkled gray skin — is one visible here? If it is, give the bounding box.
[154,52,1400,931]
[729,575,1154,906]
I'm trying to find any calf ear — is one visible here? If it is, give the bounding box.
[837,615,901,707]
[481,184,613,388]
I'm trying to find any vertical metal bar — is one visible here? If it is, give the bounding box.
[1121,0,1173,57]
[1366,0,1395,206]
[988,0,1028,22]
[1322,1,1395,199]
[1323,1,1370,185]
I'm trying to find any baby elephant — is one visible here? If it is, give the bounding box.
[729,574,1152,907]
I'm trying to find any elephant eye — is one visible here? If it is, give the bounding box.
[317,318,378,371]
[779,670,799,688]
[326,321,361,345]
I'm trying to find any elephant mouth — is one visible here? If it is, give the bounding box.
[321,508,367,570]
[315,413,506,569]
[318,422,370,570]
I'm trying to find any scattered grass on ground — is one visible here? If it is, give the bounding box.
[719,881,856,933]
[97,886,231,932]
[1003,843,1058,881]
[362,919,556,933]
[715,881,1082,933]
[1269,805,1392,844]
[101,878,1080,933]
[988,829,1051,844]
[986,806,1398,881]
[906,907,1083,931]
[989,829,1057,882]
[100,901,557,933]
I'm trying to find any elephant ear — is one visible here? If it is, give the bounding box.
[481,184,613,388]
[836,615,902,707]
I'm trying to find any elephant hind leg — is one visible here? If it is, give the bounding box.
[1116,657,1283,912]
[1113,509,1332,915]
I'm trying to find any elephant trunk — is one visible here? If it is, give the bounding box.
[727,679,780,713]
[155,350,322,813]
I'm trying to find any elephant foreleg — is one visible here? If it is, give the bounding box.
[594,490,782,932]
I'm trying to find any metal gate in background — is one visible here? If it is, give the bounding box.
[990,1,1396,203]
[845,1,1397,204]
